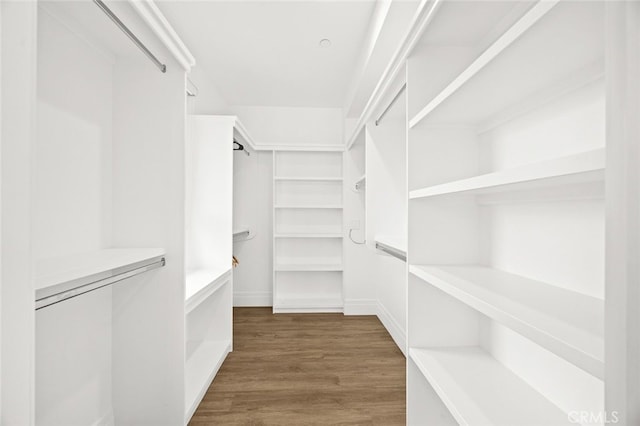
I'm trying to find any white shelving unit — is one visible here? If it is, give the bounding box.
[184,115,239,423]
[5,1,198,423]
[404,0,609,423]
[273,150,344,313]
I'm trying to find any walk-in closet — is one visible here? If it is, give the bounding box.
[1,0,638,425]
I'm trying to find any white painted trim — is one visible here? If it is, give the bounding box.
[343,298,378,316]
[233,291,272,307]
[377,301,407,356]
[345,0,442,150]
[233,117,258,151]
[342,0,393,114]
[129,0,196,72]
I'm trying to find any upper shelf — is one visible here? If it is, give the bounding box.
[409,264,604,378]
[354,175,366,191]
[35,248,165,309]
[409,1,604,128]
[409,347,573,425]
[410,148,604,200]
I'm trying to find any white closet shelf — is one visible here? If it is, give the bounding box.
[409,1,603,127]
[185,266,231,314]
[354,175,366,191]
[410,148,604,200]
[185,339,231,422]
[274,205,343,209]
[274,177,343,182]
[409,265,604,378]
[275,264,343,272]
[409,347,573,426]
[274,233,343,239]
[35,248,165,309]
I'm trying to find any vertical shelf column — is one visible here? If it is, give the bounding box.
[272,150,344,313]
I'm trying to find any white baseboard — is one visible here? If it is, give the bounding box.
[233,291,272,307]
[377,301,407,356]
[91,411,115,426]
[343,298,378,315]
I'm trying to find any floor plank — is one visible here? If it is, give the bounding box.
[189,307,406,425]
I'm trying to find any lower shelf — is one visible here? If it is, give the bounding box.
[185,340,231,423]
[409,347,572,426]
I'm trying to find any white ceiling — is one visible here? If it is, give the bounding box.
[158,1,377,108]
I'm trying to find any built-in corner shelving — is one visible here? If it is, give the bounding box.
[184,115,237,423]
[405,0,608,423]
[272,150,344,313]
[354,174,366,191]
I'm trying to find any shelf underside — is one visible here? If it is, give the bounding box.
[410,264,603,378]
[410,1,604,127]
[410,347,572,425]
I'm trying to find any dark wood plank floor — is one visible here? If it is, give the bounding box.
[190,307,406,425]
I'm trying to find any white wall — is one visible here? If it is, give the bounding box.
[35,10,114,426]
[364,116,408,353]
[111,57,186,425]
[343,131,377,315]
[233,150,273,306]
[186,116,234,273]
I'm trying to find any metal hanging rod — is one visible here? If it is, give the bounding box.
[93,0,167,73]
[375,83,407,126]
[375,241,407,262]
[36,257,166,310]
